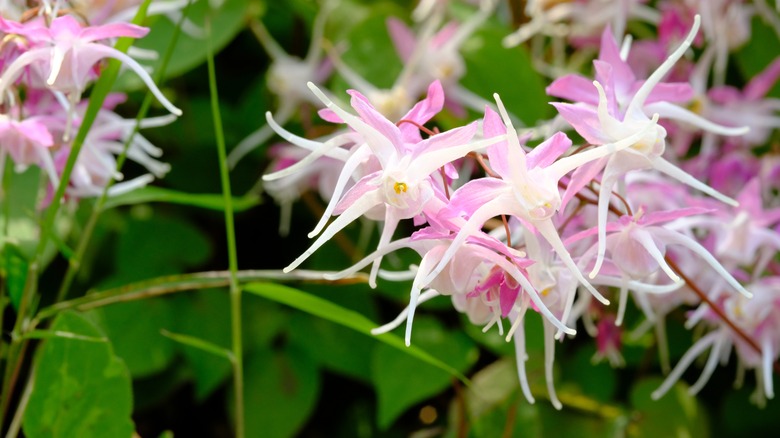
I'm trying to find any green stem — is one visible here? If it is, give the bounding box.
[56,0,193,303]
[0,2,154,430]
[37,269,358,324]
[0,157,12,358]
[206,18,244,438]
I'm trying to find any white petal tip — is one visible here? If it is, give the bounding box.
[282,266,294,274]
[552,401,563,410]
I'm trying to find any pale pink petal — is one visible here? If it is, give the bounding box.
[399,80,445,142]
[597,25,635,88]
[80,22,149,42]
[551,103,610,145]
[318,108,343,124]
[527,132,572,169]
[593,60,620,115]
[546,74,599,105]
[386,17,416,62]
[48,15,84,38]
[413,120,476,157]
[348,89,404,149]
[561,157,609,210]
[431,22,459,48]
[745,57,780,100]
[483,106,513,178]
[444,178,511,220]
[333,171,382,214]
[15,119,54,147]
[640,82,694,104]
[641,207,712,225]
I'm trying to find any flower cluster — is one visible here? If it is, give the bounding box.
[0,1,181,202]
[253,0,780,408]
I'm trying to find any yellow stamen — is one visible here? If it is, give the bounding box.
[394,182,408,194]
[688,97,703,115]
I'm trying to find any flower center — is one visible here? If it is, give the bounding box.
[393,182,408,194]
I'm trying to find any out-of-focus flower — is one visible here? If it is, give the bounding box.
[0,15,181,116]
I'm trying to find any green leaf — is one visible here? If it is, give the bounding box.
[161,329,233,360]
[172,290,233,400]
[720,386,780,436]
[285,282,376,381]
[89,298,177,378]
[0,166,69,267]
[102,186,260,211]
[2,244,28,310]
[23,311,134,438]
[735,17,780,99]
[114,213,211,280]
[132,362,191,411]
[464,358,519,421]
[288,312,373,382]
[565,344,617,403]
[463,310,545,357]
[373,317,478,429]
[629,377,709,438]
[242,292,289,349]
[243,282,471,384]
[335,4,406,91]
[22,330,107,343]
[461,25,552,125]
[117,0,257,90]
[242,346,320,438]
[535,402,623,438]
[0,166,40,259]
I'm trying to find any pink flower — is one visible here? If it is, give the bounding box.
[0,15,181,115]
[0,114,54,170]
[271,82,500,286]
[551,15,748,279]
[421,98,655,308]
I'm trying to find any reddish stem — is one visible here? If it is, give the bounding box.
[396,119,437,137]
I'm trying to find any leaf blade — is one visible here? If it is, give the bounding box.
[243,282,470,384]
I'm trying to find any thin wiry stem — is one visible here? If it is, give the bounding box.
[206,18,244,438]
